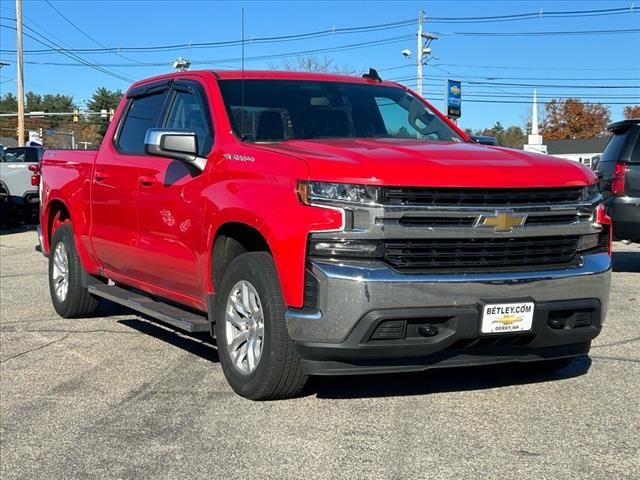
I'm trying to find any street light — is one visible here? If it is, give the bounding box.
[173,57,191,71]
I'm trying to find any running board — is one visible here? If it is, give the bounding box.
[88,284,209,333]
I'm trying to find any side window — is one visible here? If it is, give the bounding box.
[25,148,39,163]
[600,131,627,163]
[631,132,640,163]
[3,149,26,162]
[164,89,213,156]
[117,91,167,154]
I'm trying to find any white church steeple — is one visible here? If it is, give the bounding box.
[523,89,547,154]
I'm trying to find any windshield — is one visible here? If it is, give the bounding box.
[218,79,463,143]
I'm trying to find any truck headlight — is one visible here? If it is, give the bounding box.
[581,183,599,201]
[297,181,381,205]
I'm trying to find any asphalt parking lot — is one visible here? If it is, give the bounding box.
[1,227,638,480]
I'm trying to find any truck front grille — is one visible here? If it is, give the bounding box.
[395,213,580,228]
[383,187,584,206]
[383,236,581,271]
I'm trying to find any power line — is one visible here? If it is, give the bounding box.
[401,73,640,82]
[454,91,640,99]
[0,22,134,83]
[0,18,416,55]
[425,6,638,23]
[391,82,640,101]
[432,28,640,37]
[0,32,415,67]
[435,62,640,72]
[390,75,640,90]
[381,62,640,73]
[388,71,640,82]
[401,93,636,106]
[42,0,147,66]
[1,13,638,55]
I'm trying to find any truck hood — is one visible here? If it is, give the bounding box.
[255,138,596,188]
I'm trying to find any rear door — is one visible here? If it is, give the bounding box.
[90,81,171,277]
[596,128,632,198]
[134,79,214,299]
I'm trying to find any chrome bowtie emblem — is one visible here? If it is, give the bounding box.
[474,211,527,232]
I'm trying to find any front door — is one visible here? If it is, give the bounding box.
[135,80,215,300]
[90,84,170,277]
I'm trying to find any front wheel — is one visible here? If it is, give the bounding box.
[48,223,100,318]
[215,252,307,400]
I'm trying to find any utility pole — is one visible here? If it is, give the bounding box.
[416,10,423,97]
[415,10,438,98]
[16,0,25,147]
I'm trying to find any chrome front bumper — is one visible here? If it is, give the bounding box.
[286,252,611,345]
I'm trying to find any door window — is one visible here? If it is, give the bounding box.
[164,90,213,156]
[117,91,168,154]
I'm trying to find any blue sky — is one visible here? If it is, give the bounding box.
[0,0,638,130]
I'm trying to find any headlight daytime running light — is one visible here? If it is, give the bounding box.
[297,181,381,205]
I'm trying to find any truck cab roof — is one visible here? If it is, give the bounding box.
[128,69,401,91]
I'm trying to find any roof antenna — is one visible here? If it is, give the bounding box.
[241,8,246,140]
[362,68,382,82]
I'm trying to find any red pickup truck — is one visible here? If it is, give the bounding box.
[37,70,612,399]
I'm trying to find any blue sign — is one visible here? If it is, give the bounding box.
[446,79,462,119]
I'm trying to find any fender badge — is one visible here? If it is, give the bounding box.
[223,153,255,163]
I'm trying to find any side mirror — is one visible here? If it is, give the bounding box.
[471,135,499,146]
[144,128,206,170]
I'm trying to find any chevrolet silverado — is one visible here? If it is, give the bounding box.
[37,70,612,399]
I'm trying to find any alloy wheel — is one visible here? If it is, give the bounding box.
[224,280,265,375]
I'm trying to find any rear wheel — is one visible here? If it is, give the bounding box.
[48,223,100,318]
[215,252,307,400]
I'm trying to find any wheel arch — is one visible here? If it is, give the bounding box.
[209,221,272,296]
[0,180,9,197]
[45,199,71,253]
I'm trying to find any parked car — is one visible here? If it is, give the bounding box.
[594,119,640,243]
[36,70,611,400]
[0,146,43,225]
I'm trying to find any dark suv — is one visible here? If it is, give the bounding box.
[595,119,640,243]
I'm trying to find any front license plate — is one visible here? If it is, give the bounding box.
[481,302,534,334]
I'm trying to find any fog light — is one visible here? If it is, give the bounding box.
[548,318,567,330]
[418,324,439,337]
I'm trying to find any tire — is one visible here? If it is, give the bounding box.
[48,223,100,318]
[215,252,307,400]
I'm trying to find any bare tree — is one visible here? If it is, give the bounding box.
[270,55,357,75]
